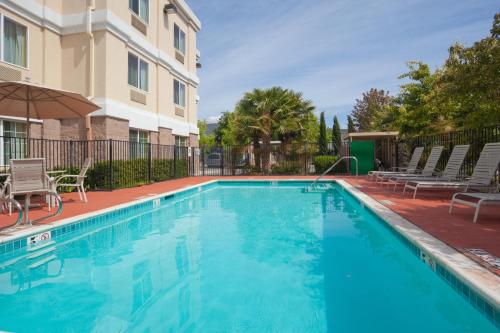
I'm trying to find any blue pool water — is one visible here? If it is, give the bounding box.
[0,181,497,332]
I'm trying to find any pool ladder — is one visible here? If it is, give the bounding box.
[306,156,358,192]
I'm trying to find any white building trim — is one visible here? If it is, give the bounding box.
[92,98,198,136]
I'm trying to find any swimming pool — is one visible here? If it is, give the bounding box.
[0,181,498,332]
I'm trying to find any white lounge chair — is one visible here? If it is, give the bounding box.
[383,146,443,186]
[6,158,63,224]
[367,147,424,180]
[449,192,500,223]
[52,158,91,203]
[388,145,470,189]
[403,142,500,199]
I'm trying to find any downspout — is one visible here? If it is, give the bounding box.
[86,0,95,141]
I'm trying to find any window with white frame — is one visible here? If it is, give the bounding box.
[129,129,149,158]
[2,16,28,68]
[2,120,27,164]
[129,0,149,23]
[173,79,186,108]
[128,53,149,91]
[175,136,187,147]
[174,24,186,54]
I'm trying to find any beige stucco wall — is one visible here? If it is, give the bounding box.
[0,7,61,88]
[61,32,90,96]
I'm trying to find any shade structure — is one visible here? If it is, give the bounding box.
[0,81,100,156]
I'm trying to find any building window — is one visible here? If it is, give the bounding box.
[3,121,26,164]
[130,129,149,158]
[129,0,149,23]
[128,53,148,91]
[175,136,187,147]
[174,24,186,54]
[173,80,186,108]
[3,17,28,68]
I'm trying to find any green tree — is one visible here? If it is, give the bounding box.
[214,111,234,145]
[347,115,356,133]
[351,88,393,131]
[197,120,216,146]
[396,61,441,136]
[232,87,316,172]
[332,115,342,155]
[318,112,328,154]
[429,13,500,128]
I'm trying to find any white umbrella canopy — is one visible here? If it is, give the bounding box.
[0,81,100,156]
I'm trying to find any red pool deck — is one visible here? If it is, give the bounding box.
[0,176,498,273]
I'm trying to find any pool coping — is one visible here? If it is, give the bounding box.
[0,178,499,321]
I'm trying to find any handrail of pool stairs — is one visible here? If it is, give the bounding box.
[305,156,358,192]
[0,197,23,230]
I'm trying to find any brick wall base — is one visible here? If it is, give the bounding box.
[91,116,129,141]
[189,133,199,147]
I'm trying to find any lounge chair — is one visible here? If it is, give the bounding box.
[403,142,500,199]
[388,145,469,189]
[52,158,91,203]
[382,146,443,186]
[367,147,424,180]
[6,158,63,224]
[449,192,500,223]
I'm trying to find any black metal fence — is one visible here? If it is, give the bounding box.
[402,125,500,178]
[197,143,352,176]
[0,125,498,190]
[0,137,195,191]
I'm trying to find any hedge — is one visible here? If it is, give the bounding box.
[270,161,302,175]
[86,158,188,190]
[313,155,339,174]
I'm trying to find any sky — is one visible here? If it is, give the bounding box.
[188,0,498,127]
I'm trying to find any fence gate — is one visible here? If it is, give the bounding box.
[349,141,374,175]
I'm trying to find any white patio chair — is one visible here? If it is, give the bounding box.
[388,145,470,189]
[52,158,91,203]
[449,192,500,223]
[6,158,62,224]
[403,142,500,199]
[367,147,424,180]
[383,146,444,186]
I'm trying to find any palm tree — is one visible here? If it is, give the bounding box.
[233,87,315,172]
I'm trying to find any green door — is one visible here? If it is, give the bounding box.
[349,141,374,175]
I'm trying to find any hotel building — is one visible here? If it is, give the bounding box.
[0,0,201,150]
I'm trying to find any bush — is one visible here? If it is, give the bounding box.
[271,161,302,175]
[86,158,188,190]
[313,155,339,174]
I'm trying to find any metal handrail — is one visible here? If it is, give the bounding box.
[310,156,358,188]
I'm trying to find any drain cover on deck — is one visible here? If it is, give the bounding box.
[465,249,500,269]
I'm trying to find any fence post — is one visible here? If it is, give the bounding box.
[173,146,177,178]
[69,140,75,169]
[201,147,205,176]
[221,147,224,176]
[108,139,113,191]
[304,144,308,175]
[148,143,152,183]
[395,140,399,170]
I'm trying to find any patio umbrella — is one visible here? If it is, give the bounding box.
[0,81,100,156]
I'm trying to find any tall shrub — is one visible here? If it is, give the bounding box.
[318,112,328,155]
[332,115,342,155]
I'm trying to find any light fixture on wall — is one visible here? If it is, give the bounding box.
[163,3,177,14]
